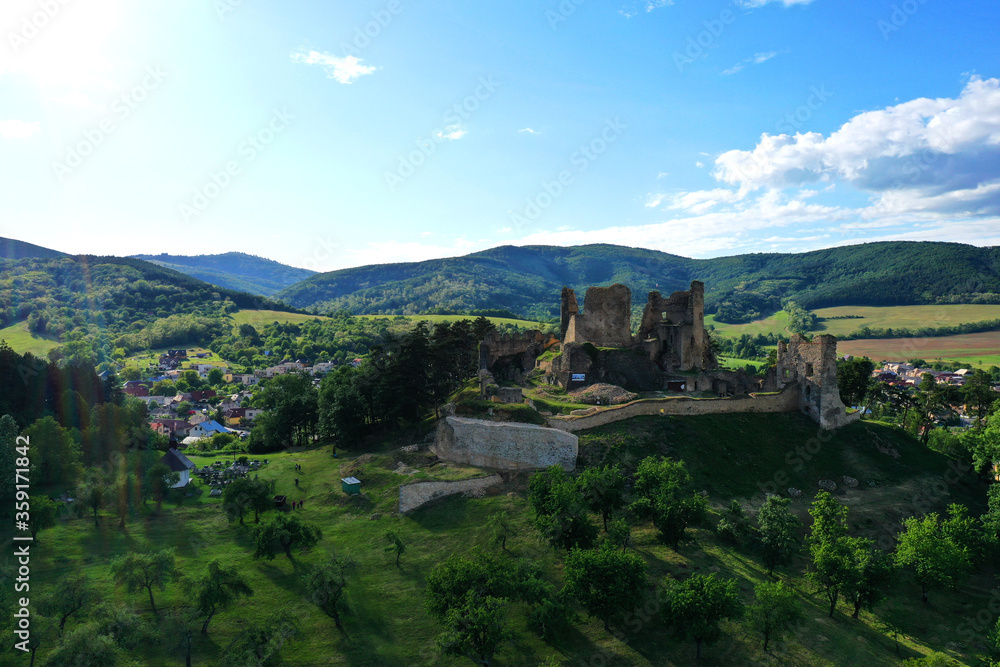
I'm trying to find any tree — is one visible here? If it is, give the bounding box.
[807,491,848,545]
[630,456,706,549]
[607,517,633,553]
[756,495,800,575]
[23,416,82,489]
[208,368,225,385]
[196,560,254,634]
[251,513,322,560]
[41,623,126,667]
[528,466,598,550]
[37,571,95,631]
[809,535,854,617]
[425,550,549,620]
[145,462,178,513]
[109,547,177,618]
[80,480,105,527]
[576,464,626,532]
[385,531,406,568]
[841,538,895,619]
[304,551,357,632]
[962,369,996,425]
[222,477,270,525]
[894,513,971,603]
[564,547,646,631]
[218,611,299,667]
[661,573,743,660]
[437,592,511,667]
[942,502,985,566]
[716,499,753,547]
[0,414,19,504]
[747,581,801,651]
[30,496,59,541]
[837,357,875,407]
[485,511,513,551]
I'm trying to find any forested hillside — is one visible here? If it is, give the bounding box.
[276,242,1000,321]
[134,252,316,297]
[0,255,296,365]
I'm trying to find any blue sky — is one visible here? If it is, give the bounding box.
[0,0,998,271]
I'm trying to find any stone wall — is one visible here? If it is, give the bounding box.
[547,386,801,432]
[775,334,860,430]
[561,284,633,348]
[433,416,578,470]
[480,330,555,371]
[398,475,503,513]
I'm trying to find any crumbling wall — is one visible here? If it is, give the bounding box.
[561,284,633,348]
[399,475,503,513]
[547,386,800,432]
[776,334,859,430]
[637,281,710,371]
[480,330,552,371]
[433,416,578,470]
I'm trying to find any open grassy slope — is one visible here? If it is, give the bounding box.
[15,412,995,665]
[0,320,61,356]
[231,309,332,328]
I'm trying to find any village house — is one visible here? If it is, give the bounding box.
[189,420,230,438]
[149,419,192,438]
[160,447,196,488]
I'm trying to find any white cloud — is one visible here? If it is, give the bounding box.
[0,119,40,139]
[291,51,377,84]
[645,194,665,208]
[713,77,1000,217]
[519,127,540,135]
[721,51,779,76]
[434,124,467,141]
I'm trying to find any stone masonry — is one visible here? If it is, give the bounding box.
[433,416,578,471]
[774,334,860,430]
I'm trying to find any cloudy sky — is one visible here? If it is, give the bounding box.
[1,0,997,271]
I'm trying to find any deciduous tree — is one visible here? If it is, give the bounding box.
[564,547,646,631]
[109,547,177,618]
[661,573,743,660]
[196,560,254,634]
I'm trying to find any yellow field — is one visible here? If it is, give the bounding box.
[0,320,61,356]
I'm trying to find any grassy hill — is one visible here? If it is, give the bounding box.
[16,413,994,665]
[0,236,67,260]
[134,252,316,297]
[0,320,61,356]
[275,241,1000,320]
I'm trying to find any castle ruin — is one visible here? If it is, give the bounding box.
[479,281,857,430]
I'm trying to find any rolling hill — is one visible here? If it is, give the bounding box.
[0,236,68,260]
[134,252,316,296]
[275,241,1000,320]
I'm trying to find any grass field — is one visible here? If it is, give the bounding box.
[707,304,1000,338]
[231,310,331,328]
[14,413,996,665]
[0,320,61,356]
[838,331,1000,367]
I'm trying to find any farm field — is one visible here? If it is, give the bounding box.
[838,331,1000,367]
[0,320,61,356]
[707,304,1000,338]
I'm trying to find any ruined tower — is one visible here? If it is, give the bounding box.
[775,334,859,430]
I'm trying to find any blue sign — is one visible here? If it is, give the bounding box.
[571,373,586,382]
